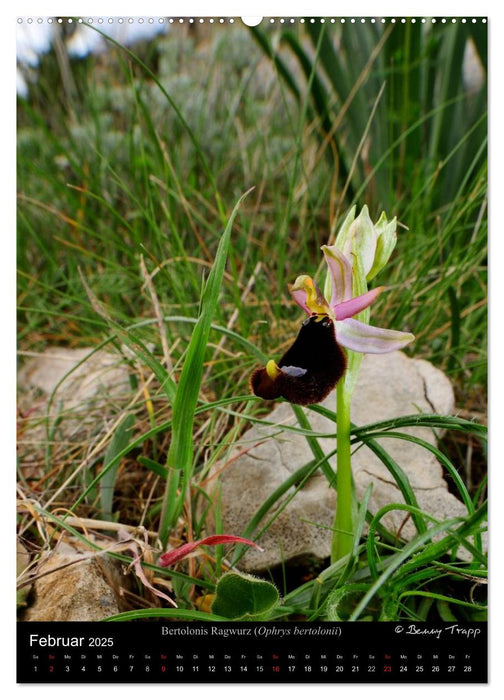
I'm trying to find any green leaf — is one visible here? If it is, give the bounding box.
[159,188,254,543]
[137,456,169,480]
[249,26,301,103]
[447,285,461,373]
[99,413,135,521]
[350,515,467,621]
[326,583,374,621]
[280,30,334,138]
[211,572,280,620]
[362,436,427,535]
[105,608,228,622]
[468,22,487,70]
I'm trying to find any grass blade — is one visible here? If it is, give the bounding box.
[159,188,254,544]
[350,516,465,621]
[361,436,427,534]
[100,413,135,522]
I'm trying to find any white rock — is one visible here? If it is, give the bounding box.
[23,541,125,622]
[18,347,131,440]
[18,347,130,409]
[206,352,473,571]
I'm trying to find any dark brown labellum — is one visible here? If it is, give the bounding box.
[250,315,346,405]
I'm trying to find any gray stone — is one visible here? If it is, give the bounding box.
[17,347,132,445]
[23,541,125,622]
[206,351,472,571]
[18,346,131,414]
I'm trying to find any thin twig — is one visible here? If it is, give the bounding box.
[16,536,135,590]
[140,254,173,374]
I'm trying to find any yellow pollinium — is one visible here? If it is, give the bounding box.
[291,275,330,315]
[266,360,281,379]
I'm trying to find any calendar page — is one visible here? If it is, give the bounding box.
[16,13,488,684]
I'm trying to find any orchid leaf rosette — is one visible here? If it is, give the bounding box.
[251,206,414,405]
[251,206,414,562]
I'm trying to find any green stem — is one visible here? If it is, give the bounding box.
[331,379,354,562]
[159,459,181,547]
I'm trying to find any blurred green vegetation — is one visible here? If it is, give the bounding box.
[17,19,487,399]
[17,18,487,622]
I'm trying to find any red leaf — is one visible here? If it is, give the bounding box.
[158,535,262,567]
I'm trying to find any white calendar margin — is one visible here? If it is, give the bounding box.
[7,0,500,697]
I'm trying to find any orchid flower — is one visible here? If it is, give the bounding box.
[251,205,415,563]
[251,245,414,406]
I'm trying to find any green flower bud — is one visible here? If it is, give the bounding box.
[366,212,397,281]
[333,205,357,254]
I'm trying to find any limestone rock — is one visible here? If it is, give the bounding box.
[23,541,125,622]
[17,347,132,461]
[207,352,467,571]
[18,346,131,418]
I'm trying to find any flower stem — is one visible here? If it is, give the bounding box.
[331,379,354,562]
